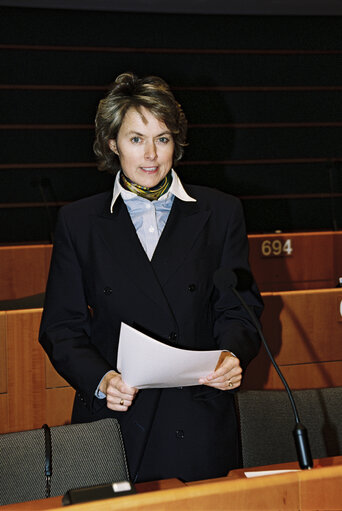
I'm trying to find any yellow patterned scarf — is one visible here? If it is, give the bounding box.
[120,171,172,201]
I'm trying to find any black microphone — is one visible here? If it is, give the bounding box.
[213,267,313,470]
[31,178,55,243]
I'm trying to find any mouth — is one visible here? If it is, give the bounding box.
[140,166,158,173]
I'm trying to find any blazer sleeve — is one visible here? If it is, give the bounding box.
[212,197,263,370]
[39,206,113,408]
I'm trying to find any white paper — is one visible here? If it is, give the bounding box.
[244,470,299,478]
[117,322,224,389]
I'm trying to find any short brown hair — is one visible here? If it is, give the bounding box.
[93,72,188,174]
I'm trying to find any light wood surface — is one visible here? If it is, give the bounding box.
[2,458,342,510]
[0,479,185,511]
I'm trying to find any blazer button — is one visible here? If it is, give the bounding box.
[104,287,112,295]
[188,284,196,292]
[169,331,177,341]
[175,429,185,439]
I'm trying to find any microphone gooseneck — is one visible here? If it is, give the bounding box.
[214,267,313,470]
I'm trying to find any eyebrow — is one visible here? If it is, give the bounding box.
[126,130,172,137]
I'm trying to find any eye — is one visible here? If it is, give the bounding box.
[158,136,170,144]
[131,136,141,143]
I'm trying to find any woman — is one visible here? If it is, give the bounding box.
[39,72,263,483]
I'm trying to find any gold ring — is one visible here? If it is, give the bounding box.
[120,399,124,406]
[228,381,233,388]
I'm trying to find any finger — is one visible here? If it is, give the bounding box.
[201,357,238,382]
[107,376,138,396]
[199,365,241,385]
[106,399,129,412]
[106,393,136,411]
[204,377,241,391]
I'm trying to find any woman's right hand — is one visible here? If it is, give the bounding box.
[99,370,138,411]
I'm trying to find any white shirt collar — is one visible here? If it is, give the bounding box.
[110,169,196,213]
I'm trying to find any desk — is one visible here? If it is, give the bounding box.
[3,457,342,510]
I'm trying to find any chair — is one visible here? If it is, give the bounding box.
[0,418,130,505]
[235,387,342,468]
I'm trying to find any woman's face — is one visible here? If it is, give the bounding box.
[109,106,175,188]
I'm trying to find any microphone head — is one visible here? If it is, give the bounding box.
[213,267,253,292]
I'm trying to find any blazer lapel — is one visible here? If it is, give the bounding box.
[94,197,172,312]
[151,197,211,286]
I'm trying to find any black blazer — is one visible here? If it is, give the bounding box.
[39,183,263,482]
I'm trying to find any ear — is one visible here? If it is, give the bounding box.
[108,139,119,155]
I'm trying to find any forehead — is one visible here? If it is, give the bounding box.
[119,106,168,134]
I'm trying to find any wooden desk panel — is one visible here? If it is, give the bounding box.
[0,232,341,304]
[248,231,342,291]
[0,312,7,393]
[4,463,342,511]
[262,289,342,364]
[0,244,52,300]
[243,359,342,390]
[0,309,74,434]
[1,288,341,433]
[243,288,342,390]
[335,232,342,281]
[45,357,70,389]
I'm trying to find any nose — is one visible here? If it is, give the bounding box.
[144,140,157,160]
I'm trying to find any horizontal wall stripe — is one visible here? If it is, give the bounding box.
[0,202,68,208]
[2,89,342,125]
[1,193,341,209]
[3,52,340,87]
[1,9,341,240]
[0,124,94,130]
[239,193,342,200]
[1,84,342,92]
[0,163,96,169]
[2,122,342,130]
[2,44,342,55]
[2,127,340,162]
[181,158,342,165]
[1,157,342,170]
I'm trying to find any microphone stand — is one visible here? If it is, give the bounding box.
[230,284,313,469]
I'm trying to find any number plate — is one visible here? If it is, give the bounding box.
[260,239,293,258]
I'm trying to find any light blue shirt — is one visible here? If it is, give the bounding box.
[96,169,196,398]
[111,169,196,260]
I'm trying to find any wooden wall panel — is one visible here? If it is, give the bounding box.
[0,394,9,433]
[0,232,341,304]
[0,312,7,393]
[243,359,342,391]
[0,267,341,432]
[6,309,47,431]
[45,387,75,426]
[45,356,70,388]
[335,232,342,282]
[262,289,342,364]
[248,231,340,291]
[0,244,52,300]
[0,308,74,434]
[242,288,342,390]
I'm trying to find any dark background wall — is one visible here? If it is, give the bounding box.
[1,6,342,243]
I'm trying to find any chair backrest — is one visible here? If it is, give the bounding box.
[0,418,130,505]
[235,387,342,468]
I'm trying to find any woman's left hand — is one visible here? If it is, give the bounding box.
[199,353,242,391]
